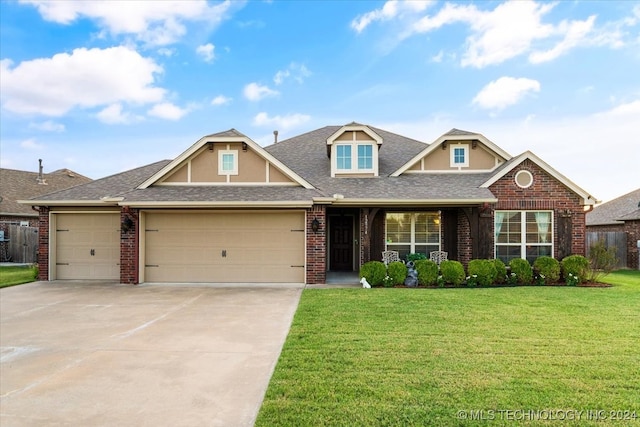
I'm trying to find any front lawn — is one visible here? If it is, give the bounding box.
[0,264,38,288]
[257,271,640,426]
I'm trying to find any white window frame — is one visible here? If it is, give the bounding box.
[450,143,469,168]
[333,142,376,174]
[336,144,352,170]
[494,210,553,264]
[218,150,238,175]
[385,212,441,259]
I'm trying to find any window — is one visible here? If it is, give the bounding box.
[450,144,469,168]
[336,145,351,170]
[358,144,372,169]
[495,211,552,264]
[218,150,238,175]
[385,212,441,260]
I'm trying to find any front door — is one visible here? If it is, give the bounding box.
[330,215,353,271]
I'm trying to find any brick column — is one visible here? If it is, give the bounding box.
[120,207,139,284]
[306,205,326,284]
[37,206,50,281]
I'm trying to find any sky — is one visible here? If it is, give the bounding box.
[1,0,639,204]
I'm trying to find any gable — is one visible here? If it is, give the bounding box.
[392,129,510,176]
[139,130,314,189]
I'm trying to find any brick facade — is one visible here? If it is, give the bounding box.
[489,159,587,258]
[120,207,139,284]
[624,220,640,270]
[37,207,50,281]
[457,210,472,265]
[306,205,326,284]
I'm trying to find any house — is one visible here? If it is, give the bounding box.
[22,124,597,284]
[586,188,640,269]
[1,161,91,262]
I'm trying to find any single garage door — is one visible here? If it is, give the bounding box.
[144,211,305,283]
[55,213,120,280]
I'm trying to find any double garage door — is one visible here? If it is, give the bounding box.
[144,211,305,283]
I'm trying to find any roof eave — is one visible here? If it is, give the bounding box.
[120,200,314,209]
[329,198,499,207]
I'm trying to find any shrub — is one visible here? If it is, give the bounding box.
[414,259,438,286]
[406,253,427,263]
[359,261,386,287]
[561,255,589,284]
[387,261,407,286]
[509,258,533,284]
[467,259,497,286]
[489,259,507,284]
[439,260,465,286]
[533,256,560,284]
[587,240,618,283]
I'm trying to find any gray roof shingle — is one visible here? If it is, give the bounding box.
[586,188,640,225]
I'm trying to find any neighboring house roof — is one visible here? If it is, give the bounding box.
[20,124,596,209]
[586,188,640,226]
[1,166,92,217]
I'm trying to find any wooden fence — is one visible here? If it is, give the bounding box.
[586,231,627,269]
[2,225,39,263]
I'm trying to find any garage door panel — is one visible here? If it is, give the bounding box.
[55,213,120,280]
[144,211,305,283]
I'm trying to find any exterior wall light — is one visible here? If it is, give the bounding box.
[311,218,320,233]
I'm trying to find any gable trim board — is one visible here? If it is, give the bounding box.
[22,124,597,285]
[138,132,315,190]
[481,151,598,206]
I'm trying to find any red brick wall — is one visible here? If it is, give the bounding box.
[457,210,472,265]
[624,220,640,269]
[120,207,139,284]
[37,207,50,281]
[489,159,587,259]
[306,205,326,284]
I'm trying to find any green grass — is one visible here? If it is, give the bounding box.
[257,271,640,426]
[0,264,38,288]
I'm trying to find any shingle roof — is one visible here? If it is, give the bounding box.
[1,167,92,215]
[22,125,513,207]
[586,188,640,225]
[444,128,477,136]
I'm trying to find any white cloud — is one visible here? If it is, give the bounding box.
[211,95,232,106]
[595,99,640,117]
[351,0,433,33]
[472,77,541,111]
[252,112,310,131]
[21,0,234,46]
[273,63,311,85]
[147,102,188,120]
[28,120,65,132]
[243,82,279,101]
[196,43,215,62]
[20,138,44,150]
[529,16,596,64]
[0,46,165,116]
[96,103,142,124]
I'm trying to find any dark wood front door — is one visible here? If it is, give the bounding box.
[330,215,353,271]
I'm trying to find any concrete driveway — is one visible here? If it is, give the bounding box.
[1,281,303,426]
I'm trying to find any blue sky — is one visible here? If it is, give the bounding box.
[1,0,639,203]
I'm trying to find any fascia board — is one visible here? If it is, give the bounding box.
[119,200,314,208]
[18,199,121,207]
[329,198,498,207]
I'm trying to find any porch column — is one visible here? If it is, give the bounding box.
[37,206,50,281]
[120,207,139,284]
[306,205,326,284]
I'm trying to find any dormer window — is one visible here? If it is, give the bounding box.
[450,143,469,168]
[218,150,238,175]
[327,124,382,177]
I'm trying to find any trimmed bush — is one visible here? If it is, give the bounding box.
[489,259,507,284]
[509,258,533,284]
[533,256,560,284]
[387,261,408,286]
[359,261,386,287]
[406,253,427,263]
[561,255,589,284]
[414,259,438,286]
[440,260,465,286]
[467,259,498,286]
